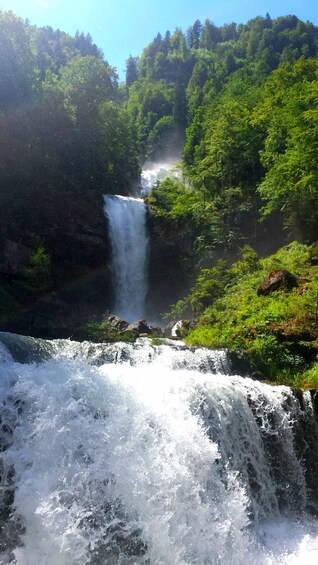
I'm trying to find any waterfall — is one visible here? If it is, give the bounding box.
[103,195,148,321]
[141,160,181,195]
[1,332,318,565]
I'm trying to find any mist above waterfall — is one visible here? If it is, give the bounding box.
[141,160,182,195]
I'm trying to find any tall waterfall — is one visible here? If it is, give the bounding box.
[0,332,318,565]
[103,195,148,321]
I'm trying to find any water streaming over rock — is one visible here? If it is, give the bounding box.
[103,195,148,321]
[0,332,318,564]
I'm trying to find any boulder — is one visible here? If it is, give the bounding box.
[163,321,177,337]
[148,324,164,337]
[164,320,194,338]
[257,269,298,296]
[125,319,151,336]
[107,315,129,331]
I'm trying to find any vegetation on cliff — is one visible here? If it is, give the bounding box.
[140,17,318,367]
[164,242,318,388]
[133,17,318,384]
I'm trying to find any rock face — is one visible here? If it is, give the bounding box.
[146,208,196,318]
[0,189,114,338]
[257,269,298,296]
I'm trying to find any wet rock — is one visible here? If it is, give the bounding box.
[147,324,164,337]
[257,269,298,296]
[1,239,31,275]
[226,350,254,377]
[163,321,177,338]
[163,320,194,338]
[125,320,151,336]
[107,315,129,331]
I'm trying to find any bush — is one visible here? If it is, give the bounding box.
[82,321,136,343]
[23,245,53,295]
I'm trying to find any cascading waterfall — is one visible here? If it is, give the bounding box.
[0,331,318,565]
[141,161,181,195]
[103,195,148,321]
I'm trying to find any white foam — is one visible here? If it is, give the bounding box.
[0,339,317,564]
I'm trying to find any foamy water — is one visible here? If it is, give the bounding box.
[0,336,317,564]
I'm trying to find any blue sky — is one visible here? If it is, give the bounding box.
[0,1,317,80]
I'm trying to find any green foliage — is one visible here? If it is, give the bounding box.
[188,261,231,316]
[129,14,318,249]
[261,241,311,273]
[297,365,318,389]
[0,11,36,108]
[146,115,178,160]
[82,322,136,343]
[163,298,189,320]
[0,11,141,323]
[146,177,197,221]
[125,55,139,87]
[2,9,318,352]
[184,243,318,386]
[126,78,175,158]
[23,246,53,295]
[230,245,260,276]
[252,58,318,240]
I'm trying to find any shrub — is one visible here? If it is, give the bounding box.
[23,245,53,295]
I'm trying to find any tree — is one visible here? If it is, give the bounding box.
[186,20,202,49]
[253,58,318,241]
[126,55,139,87]
[0,11,36,108]
[59,55,117,108]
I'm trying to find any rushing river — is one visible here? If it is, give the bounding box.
[0,332,318,564]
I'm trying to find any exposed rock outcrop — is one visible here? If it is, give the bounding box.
[257,269,298,296]
[146,207,195,319]
[0,190,114,338]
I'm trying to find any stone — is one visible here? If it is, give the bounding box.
[125,320,151,335]
[107,315,129,331]
[163,321,177,337]
[148,324,164,337]
[163,320,194,338]
[257,269,298,296]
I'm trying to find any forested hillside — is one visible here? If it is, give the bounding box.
[124,14,318,386]
[125,15,318,311]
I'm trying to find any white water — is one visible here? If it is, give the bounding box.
[103,195,148,321]
[0,334,318,565]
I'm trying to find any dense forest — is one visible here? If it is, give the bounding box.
[2,10,318,385]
